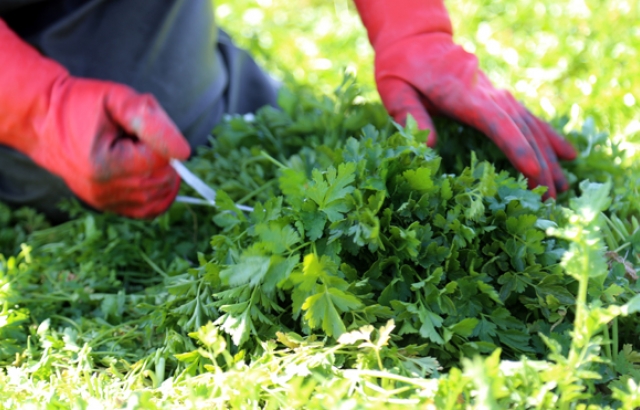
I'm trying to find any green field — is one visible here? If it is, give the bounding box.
[216,0,639,137]
[1,1,640,408]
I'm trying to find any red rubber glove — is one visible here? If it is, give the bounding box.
[0,20,191,218]
[354,0,577,198]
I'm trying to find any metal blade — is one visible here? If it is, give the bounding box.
[171,159,254,212]
[174,195,254,212]
[170,159,217,205]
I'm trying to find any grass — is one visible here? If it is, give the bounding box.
[216,0,640,142]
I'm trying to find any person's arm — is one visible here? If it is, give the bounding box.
[0,19,190,218]
[353,0,577,198]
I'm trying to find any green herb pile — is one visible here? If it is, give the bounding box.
[1,78,640,409]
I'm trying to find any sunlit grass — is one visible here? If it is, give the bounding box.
[215,0,640,143]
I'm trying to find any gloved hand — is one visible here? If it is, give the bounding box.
[354,0,577,198]
[0,19,190,218]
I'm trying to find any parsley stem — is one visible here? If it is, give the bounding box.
[140,251,168,278]
[601,222,619,251]
[236,179,277,205]
[342,369,431,389]
[603,322,613,361]
[602,214,627,243]
[260,150,288,169]
[613,242,631,254]
[142,370,159,389]
[569,234,590,365]
[49,315,82,332]
[612,318,619,362]
[86,318,146,347]
[288,241,311,255]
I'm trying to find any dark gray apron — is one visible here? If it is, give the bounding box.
[0,0,278,221]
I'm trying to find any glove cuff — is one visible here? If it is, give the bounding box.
[354,0,453,51]
[0,19,70,155]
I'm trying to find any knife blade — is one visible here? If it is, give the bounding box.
[170,159,217,205]
[170,159,253,212]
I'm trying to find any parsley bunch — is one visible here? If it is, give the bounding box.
[163,77,639,370]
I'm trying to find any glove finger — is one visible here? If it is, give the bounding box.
[84,165,178,213]
[495,94,557,198]
[109,177,180,219]
[531,114,578,161]
[105,86,191,160]
[378,77,438,147]
[522,113,570,193]
[519,117,556,199]
[450,95,542,184]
